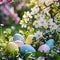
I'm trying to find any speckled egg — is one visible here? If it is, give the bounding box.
[38,44,50,53]
[20,45,36,54]
[26,35,34,45]
[46,39,54,49]
[15,40,24,47]
[14,33,25,43]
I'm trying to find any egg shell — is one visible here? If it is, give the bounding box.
[38,44,50,53]
[46,39,54,49]
[14,33,25,43]
[15,40,24,47]
[20,45,36,54]
[26,35,34,45]
[7,42,19,53]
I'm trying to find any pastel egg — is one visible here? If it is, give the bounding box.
[20,45,36,54]
[14,33,25,43]
[38,44,50,53]
[7,42,19,53]
[15,40,24,47]
[46,39,54,49]
[26,35,34,45]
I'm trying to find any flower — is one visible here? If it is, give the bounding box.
[39,0,45,5]
[34,16,48,28]
[14,17,20,24]
[45,0,53,6]
[50,23,58,30]
[24,18,30,23]
[0,24,4,26]
[19,30,24,34]
[1,7,10,16]
[48,19,58,30]
[43,7,51,16]
[34,13,40,19]
[7,42,19,53]
[4,28,11,34]
[3,5,20,24]
[11,26,15,30]
[16,3,29,10]
[0,0,14,4]
[23,11,32,19]
[33,20,40,28]
[43,20,48,29]
[48,19,54,25]
[35,31,43,40]
[27,27,34,32]
[31,5,39,15]
[7,0,14,3]
[20,20,27,28]
[8,36,13,41]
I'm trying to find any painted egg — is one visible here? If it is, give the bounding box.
[20,45,36,54]
[14,33,25,43]
[7,42,19,53]
[46,39,54,49]
[15,40,24,47]
[26,35,34,45]
[38,44,50,53]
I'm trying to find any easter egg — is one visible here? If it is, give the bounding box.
[14,33,25,43]
[38,44,50,53]
[20,45,36,54]
[26,35,34,45]
[15,40,24,47]
[7,42,19,53]
[46,39,54,49]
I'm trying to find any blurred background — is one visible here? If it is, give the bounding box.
[0,0,30,25]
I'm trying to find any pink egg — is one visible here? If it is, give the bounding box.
[15,40,24,47]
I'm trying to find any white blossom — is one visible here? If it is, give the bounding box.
[31,5,39,15]
[23,11,32,19]
[20,20,27,28]
[35,31,43,40]
[33,20,40,28]
[34,13,40,19]
[11,26,15,30]
[39,0,45,5]
[45,0,53,6]
[43,7,50,16]
[27,27,34,32]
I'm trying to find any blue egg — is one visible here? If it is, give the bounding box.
[46,39,54,49]
[20,45,36,54]
[14,33,25,43]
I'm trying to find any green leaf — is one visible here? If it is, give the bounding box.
[34,51,46,58]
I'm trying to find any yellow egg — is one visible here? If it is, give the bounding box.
[7,42,19,53]
[26,35,34,45]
